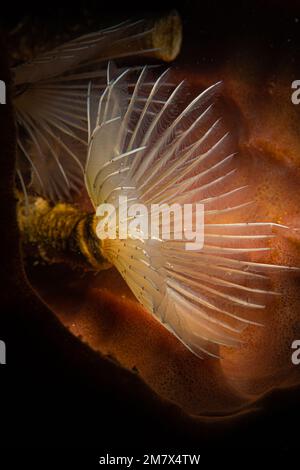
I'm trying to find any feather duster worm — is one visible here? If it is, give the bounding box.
[17,62,299,360]
[13,12,182,203]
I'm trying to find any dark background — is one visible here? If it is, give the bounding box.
[0,0,299,464]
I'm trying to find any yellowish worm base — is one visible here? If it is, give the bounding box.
[150,11,182,62]
[17,196,112,271]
